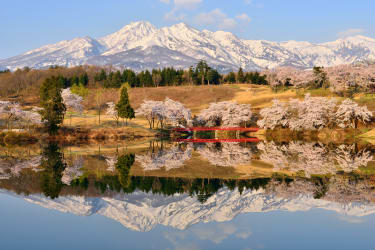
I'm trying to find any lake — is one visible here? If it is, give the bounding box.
[1,139,375,250]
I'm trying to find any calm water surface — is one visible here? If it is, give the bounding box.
[1,140,375,250]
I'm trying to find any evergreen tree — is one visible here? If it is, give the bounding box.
[40,76,66,134]
[116,153,135,188]
[79,72,89,86]
[196,60,209,85]
[225,72,236,83]
[41,142,66,199]
[207,69,220,85]
[237,67,245,83]
[116,87,135,125]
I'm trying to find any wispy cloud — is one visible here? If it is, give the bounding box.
[160,0,170,3]
[338,216,365,224]
[174,0,202,10]
[163,0,202,22]
[337,28,364,38]
[194,8,238,30]
[236,13,251,23]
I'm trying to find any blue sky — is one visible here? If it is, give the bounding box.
[1,0,374,59]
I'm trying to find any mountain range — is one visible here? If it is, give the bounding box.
[1,21,375,72]
[2,188,374,232]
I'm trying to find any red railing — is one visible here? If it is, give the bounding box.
[175,138,260,143]
[174,127,259,132]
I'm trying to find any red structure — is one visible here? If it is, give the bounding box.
[175,138,260,143]
[174,127,259,132]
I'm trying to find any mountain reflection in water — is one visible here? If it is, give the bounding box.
[0,140,375,233]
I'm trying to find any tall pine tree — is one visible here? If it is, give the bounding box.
[116,87,135,125]
[40,76,66,135]
[237,67,245,83]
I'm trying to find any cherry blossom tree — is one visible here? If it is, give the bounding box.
[257,99,290,129]
[288,94,337,130]
[136,100,165,129]
[62,157,84,185]
[335,99,373,129]
[136,143,192,171]
[198,101,252,127]
[106,102,120,126]
[0,156,42,179]
[164,98,192,127]
[105,155,117,172]
[196,142,253,167]
[257,141,372,177]
[62,88,83,125]
[0,101,42,129]
[136,98,191,128]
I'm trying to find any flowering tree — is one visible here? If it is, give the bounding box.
[257,141,372,177]
[62,157,84,185]
[258,95,372,130]
[23,107,43,129]
[164,98,192,127]
[136,98,191,128]
[196,142,253,167]
[257,100,290,129]
[135,100,164,129]
[198,101,252,127]
[288,94,337,130]
[0,156,42,179]
[106,102,120,126]
[62,88,83,125]
[0,101,42,129]
[335,99,373,129]
[105,155,118,172]
[136,144,192,171]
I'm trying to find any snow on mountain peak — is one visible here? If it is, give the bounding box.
[1,20,375,72]
[2,188,375,232]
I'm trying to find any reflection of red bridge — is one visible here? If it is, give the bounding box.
[175,138,260,143]
[174,127,259,132]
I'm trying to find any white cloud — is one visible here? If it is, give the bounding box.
[192,223,237,244]
[164,9,186,21]
[194,9,238,30]
[160,0,170,3]
[163,0,201,22]
[174,0,202,10]
[235,231,252,239]
[338,216,364,224]
[236,13,251,23]
[244,0,252,4]
[337,28,364,38]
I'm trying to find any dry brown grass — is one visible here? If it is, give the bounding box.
[233,84,298,109]
[129,85,239,113]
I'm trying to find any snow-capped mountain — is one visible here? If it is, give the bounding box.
[2,188,374,232]
[1,21,375,72]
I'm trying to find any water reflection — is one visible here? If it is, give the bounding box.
[257,141,373,176]
[1,140,375,233]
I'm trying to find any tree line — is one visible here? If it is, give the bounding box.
[0,61,269,97]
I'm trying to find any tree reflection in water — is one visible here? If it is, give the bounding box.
[136,142,193,171]
[40,142,66,199]
[0,140,374,206]
[196,142,253,167]
[257,141,373,177]
[0,155,42,179]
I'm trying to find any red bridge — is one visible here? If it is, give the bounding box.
[175,138,260,143]
[174,127,259,132]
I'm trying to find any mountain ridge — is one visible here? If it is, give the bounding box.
[1,21,375,72]
[2,188,374,232]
